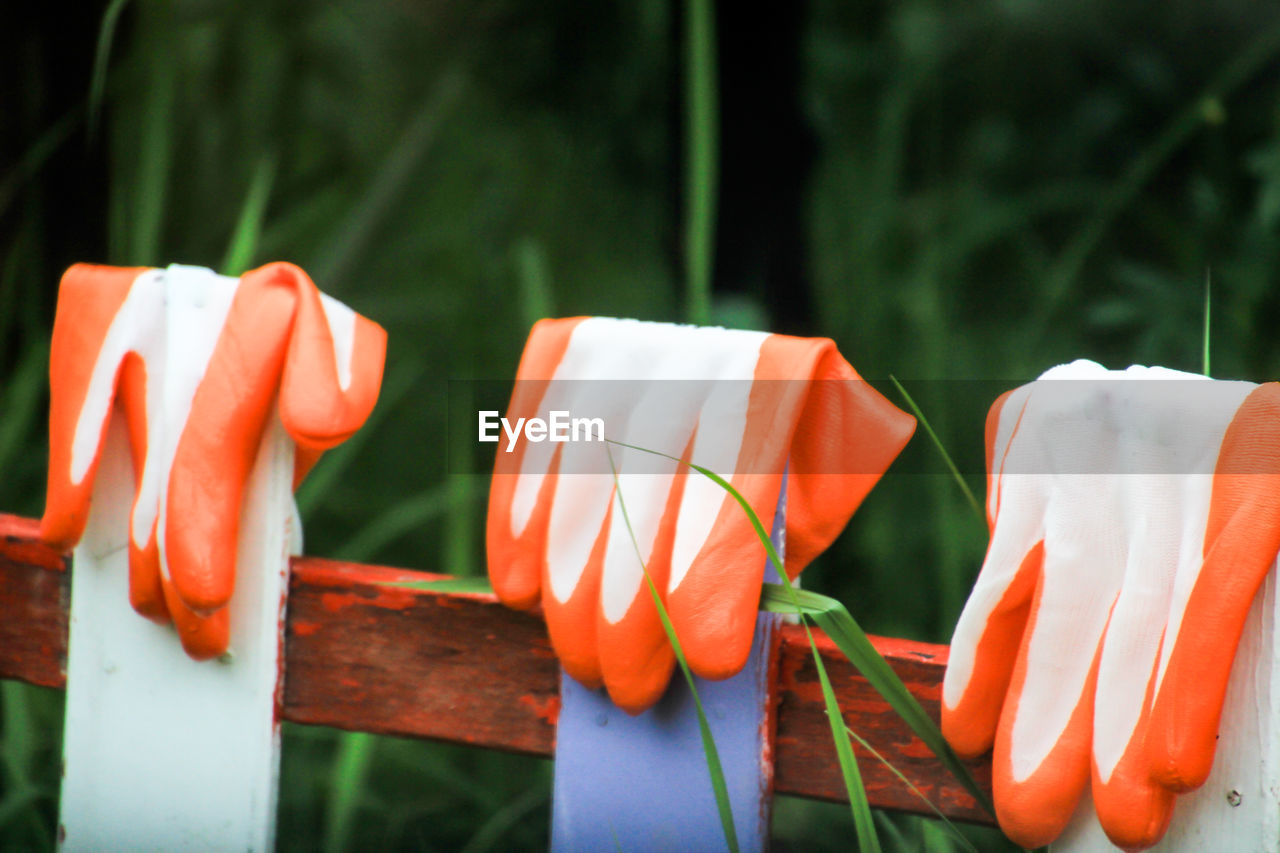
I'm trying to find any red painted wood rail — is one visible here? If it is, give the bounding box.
[0,512,994,825]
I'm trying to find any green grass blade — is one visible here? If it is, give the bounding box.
[814,636,881,852]
[683,0,718,325]
[89,0,131,139]
[130,44,175,266]
[515,238,555,326]
[760,584,993,817]
[322,730,375,853]
[606,445,739,853]
[443,442,477,578]
[387,576,495,595]
[844,726,979,853]
[763,569,879,848]
[221,154,277,276]
[1202,268,1212,378]
[458,783,548,853]
[889,376,983,523]
[919,814,965,852]
[873,810,913,850]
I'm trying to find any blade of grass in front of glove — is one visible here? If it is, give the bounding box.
[813,621,881,852]
[844,726,979,853]
[606,445,740,853]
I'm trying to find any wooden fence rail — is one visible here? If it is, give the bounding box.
[0,512,993,826]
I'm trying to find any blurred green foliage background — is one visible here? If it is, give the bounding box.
[6,0,1280,849]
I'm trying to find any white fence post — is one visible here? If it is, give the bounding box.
[1053,564,1280,852]
[58,408,296,852]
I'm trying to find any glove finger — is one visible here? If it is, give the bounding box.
[271,264,387,452]
[161,575,230,660]
[116,350,169,623]
[129,521,170,624]
[653,331,781,681]
[597,401,700,712]
[541,468,611,687]
[1090,474,1184,850]
[596,464,684,712]
[942,384,1042,758]
[1146,381,1280,791]
[41,265,150,550]
[537,373,632,686]
[162,268,294,613]
[942,540,1042,760]
[1091,684,1174,850]
[666,470,779,681]
[984,388,1023,525]
[665,377,787,680]
[487,318,584,609]
[489,444,561,609]
[533,356,644,686]
[989,575,1100,849]
[992,474,1128,848]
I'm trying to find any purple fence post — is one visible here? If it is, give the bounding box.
[550,480,786,853]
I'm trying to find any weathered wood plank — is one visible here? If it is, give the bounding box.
[0,512,994,825]
[0,514,69,689]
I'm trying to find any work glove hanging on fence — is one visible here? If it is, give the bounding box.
[487,317,915,712]
[942,359,1280,850]
[41,262,386,660]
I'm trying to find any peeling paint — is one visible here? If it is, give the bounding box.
[518,692,561,726]
[291,620,322,637]
[319,588,415,613]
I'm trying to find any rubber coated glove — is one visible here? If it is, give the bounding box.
[41,262,386,659]
[487,317,915,712]
[943,359,1280,849]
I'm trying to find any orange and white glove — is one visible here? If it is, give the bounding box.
[942,360,1280,850]
[40,262,386,660]
[487,317,915,712]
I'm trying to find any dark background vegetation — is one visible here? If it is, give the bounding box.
[6,1,1280,849]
